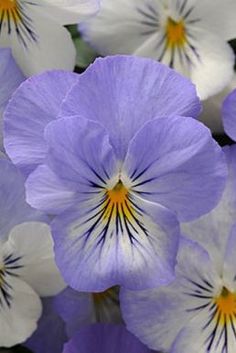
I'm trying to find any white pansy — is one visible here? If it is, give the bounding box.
[81,0,236,99]
[0,221,65,347]
[0,0,100,76]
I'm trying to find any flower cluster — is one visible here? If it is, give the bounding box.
[0,1,236,353]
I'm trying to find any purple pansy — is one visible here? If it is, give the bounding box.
[62,323,154,353]
[121,145,236,353]
[0,48,24,151]
[4,56,227,292]
[222,88,236,141]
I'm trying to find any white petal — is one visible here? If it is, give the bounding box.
[10,5,75,76]
[199,74,236,134]
[5,222,65,296]
[81,0,163,55]
[194,0,236,40]
[41,0,100,24]
[0,276,42,347]
[189,30,235,100]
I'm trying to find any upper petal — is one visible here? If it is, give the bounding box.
[61,55,201,159]
[41,0,100,24]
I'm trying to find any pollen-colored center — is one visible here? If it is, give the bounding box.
[103,181,132,221]
[214,287,236,325]
[0,0,20,21]
[166,17,186,48]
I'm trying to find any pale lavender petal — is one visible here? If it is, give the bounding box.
[4,70,78,175]
[61,55,201,159]
[222,88,236,141]
[123,116,227,221]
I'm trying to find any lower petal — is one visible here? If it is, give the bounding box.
[51,195,179,291]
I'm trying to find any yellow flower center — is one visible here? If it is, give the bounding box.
[214,287,236,325]
[103,181,133,222]
[165,17,187,48]
[0,0,20,22]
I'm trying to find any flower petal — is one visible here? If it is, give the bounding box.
[25,164,78,215]
[0,158,44,241]
[61,55,201,159]
[4,70,78,175]
[42,0,100,24]
[181,145,236,271]
[51,195,179,291]
[123,116,227,221]
[5,222,65,296]
[0,48,24,151]
[10,5,76,76]
[25,297,67,353]
[222,89,236,141]
[189,29,235,100]
[63,323,152,353]
[0,276,42,347]
[120,237,220,352]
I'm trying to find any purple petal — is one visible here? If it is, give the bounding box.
[60,55,201,159]
[222,89,236,141]
[25,297,67,353]
[51,196,179,291]
[0,158,45,241]
[4,70,78,175]
[0,48,24,152]
[123,116,227,221]
[63,324,153,353]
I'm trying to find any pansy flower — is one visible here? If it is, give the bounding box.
[4,56,226,292]
[0,48,24,151]
[222,88,236,141]
[0,0,100,76]
[121,145,236,353]
[80,0,236,99]
[0,157,65,347]
[63,324,154,353]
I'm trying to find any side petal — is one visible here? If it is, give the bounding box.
[4,70,78,175]
[44,116,118,192]
[5,222,66,296]
[25,164,78,215]
[60,55,201,159]
[51,196,179,291]
[0,276,42,347]
[189,30,235,100]
[222,89,236,141]
[10,5,76,76]
[123,116,227,221]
